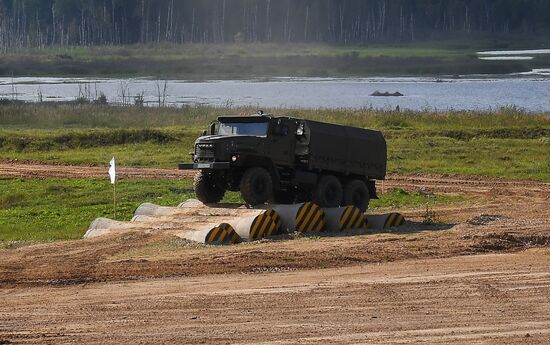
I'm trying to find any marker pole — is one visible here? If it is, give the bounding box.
[113,182,117,219]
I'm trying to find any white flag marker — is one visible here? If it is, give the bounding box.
[109,157,116,184]
[109,157,117,219]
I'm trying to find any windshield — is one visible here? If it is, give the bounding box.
[218,122,269,137]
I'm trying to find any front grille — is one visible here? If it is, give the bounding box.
[195,144,215,161]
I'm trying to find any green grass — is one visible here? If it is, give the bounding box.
[1,104,548,180]
[0,178,465,243]
[9,42,470,61]
[0,178,191,241]
[389,136,549,180]
[1,40,546,78]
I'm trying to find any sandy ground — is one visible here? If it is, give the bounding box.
[0,162,549,344]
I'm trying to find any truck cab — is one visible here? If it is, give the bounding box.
[187,115,299,168]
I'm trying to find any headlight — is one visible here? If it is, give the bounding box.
[231,155,238,162]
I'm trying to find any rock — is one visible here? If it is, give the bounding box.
[370,91,404,97]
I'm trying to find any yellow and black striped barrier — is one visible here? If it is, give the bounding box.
[265,209,282,232]
[384,213,406,228]
[203,223,241,245]
[272,202,326,234]
[324,206,368,232]
[366,213,406,230]
[233,210,282,241]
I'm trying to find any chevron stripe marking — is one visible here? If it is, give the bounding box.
[207,227,221,243]
[339,207,354,229]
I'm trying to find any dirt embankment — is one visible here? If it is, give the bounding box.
[0,162,548,287]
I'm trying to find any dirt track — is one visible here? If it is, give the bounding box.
[0,162,549,344]
[2,249,549,344]
[0,160,193,180]
[1,160,548,196]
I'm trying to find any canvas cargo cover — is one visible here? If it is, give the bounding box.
[304,120,387,179]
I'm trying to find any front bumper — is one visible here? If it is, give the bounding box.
[178,162,231,170]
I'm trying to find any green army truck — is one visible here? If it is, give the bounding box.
[179,114,387,210]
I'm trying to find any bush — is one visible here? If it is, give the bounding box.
[0,129,179,151]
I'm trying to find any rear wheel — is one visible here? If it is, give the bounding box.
[194,171,225,204]
[240,167,273,206]
[312,175,343,208]
[343,179,370,211]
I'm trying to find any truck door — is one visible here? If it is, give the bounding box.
[269,119,297,167]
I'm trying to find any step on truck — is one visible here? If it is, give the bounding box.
[179,113,387,211]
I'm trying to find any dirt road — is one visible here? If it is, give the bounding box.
[0,160,194,180]
[0,161,549,344]
[1,250,549,344]
[1,160,548,197]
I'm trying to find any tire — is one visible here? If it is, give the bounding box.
[294,189,311,204]
[193,171,225,204]
[312,175,343,208]
[343,179,370,211]
[240,167,273,205]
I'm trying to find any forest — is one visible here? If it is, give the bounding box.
[0,0,548,51]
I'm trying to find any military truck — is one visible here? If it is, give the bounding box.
[179,114,386,211]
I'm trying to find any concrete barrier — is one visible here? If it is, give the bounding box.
[134,203,177,217]
[178,199,203,208]
[181,222,241,245]
[134,201,243,219]
[85,217,240,245]
[324,206,367,232]
[272,202,326,234]
[84,218,138,239]
[366,213,406,230]
[232,209,282,241]
[86,200,405,244]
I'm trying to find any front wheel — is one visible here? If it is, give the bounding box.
[193,171,225,204]
[240,167,273,206]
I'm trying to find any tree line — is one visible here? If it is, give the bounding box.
[0,0,548,50]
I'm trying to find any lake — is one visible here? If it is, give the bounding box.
[1,76,549,112]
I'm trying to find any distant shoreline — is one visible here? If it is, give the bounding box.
[1,42,548,80]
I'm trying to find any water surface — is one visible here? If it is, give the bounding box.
[1,76,549,112]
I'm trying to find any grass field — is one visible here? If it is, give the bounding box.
[1,40,548,78]
[1,104,548,180]
[0,103,548,242]
[0,177,466,242]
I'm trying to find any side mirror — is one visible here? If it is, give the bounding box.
[202,130,208,136]
[296,123,305,136]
